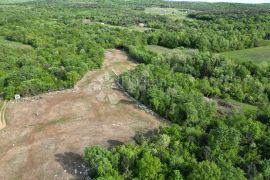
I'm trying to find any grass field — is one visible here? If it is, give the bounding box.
[82,20,151,32]
[145,7,183,15]
[147,45,172,54]
[229,99,258,112]
[145,7,189,20]
[0,36,33,50]
[221,46,270,64]
[147,45,198,56]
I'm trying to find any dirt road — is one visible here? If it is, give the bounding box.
[0,49,165,180]
[0,101,8,130]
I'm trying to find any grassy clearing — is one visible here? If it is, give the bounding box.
[260,40,270,46]
[221,45,270,64]
[145,7,182,15]
[129,25,152,32]
[82,21,151,32]
[147,45,198,56]
[0,0,34,4]
[145,7,189,20]
[211,98,258,116]
[0,36,33,50]
[228,99,258,115]
[147,45,172,54]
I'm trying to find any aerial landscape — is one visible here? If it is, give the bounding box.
[0,0,269,179]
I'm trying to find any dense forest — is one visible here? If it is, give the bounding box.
[1,0,270,179]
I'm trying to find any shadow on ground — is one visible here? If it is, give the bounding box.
[55,152,88,180]
[107,139,124,148]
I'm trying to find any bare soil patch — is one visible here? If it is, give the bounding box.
[0,49,166,180]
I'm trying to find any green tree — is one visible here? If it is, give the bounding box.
[137,152,162,179]
[209,125,241,162]
[84,147,120,178]
[4,86,15,100]
[188,161,221,180]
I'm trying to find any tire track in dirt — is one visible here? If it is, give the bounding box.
[0,101,8,130]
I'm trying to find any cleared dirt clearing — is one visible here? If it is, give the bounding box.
[0,49,165,180]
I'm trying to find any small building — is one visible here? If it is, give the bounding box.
[14,94,21,100]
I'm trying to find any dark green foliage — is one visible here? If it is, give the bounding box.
[81,2,270,177]
[120,64,216,126]
[153,50,270,105]
[84,46,269,179]
[188,161,221,180]
[208,125,241,162]
[84,115,269,179]
[146,10,270,52]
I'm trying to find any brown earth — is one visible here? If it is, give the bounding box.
[0,49,165,180]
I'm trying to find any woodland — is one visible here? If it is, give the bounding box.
[0,0,270,179]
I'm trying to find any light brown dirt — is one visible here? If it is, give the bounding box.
[0,49,165,180]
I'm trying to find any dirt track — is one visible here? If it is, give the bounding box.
[0,49,165,180]
[0,101,8,130]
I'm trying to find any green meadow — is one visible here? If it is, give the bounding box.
[221,46,270,64]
